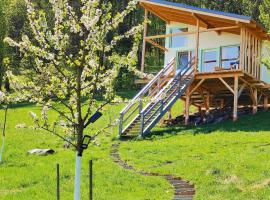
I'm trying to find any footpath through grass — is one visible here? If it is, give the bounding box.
[120,110,270,200]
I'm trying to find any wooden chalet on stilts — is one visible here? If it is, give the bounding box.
[119,0,270,137]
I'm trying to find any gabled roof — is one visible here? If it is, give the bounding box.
[139,0,270,40]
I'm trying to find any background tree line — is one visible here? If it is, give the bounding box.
[0,0,270,91]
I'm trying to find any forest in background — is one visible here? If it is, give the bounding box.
[0,0,270,91]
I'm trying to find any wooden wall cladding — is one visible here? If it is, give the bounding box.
[240,28,261,79]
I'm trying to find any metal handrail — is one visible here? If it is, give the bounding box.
[153,57,195,101]
[120,58,175,115]
[119,58,176,135]
[141,57,196,132]
[119,56,196,136]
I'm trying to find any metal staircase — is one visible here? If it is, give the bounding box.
[119,57,196,137]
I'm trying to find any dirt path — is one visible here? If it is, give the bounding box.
[111,143,196,200]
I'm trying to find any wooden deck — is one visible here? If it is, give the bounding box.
[134,69,270,123]
[182,69,270,123]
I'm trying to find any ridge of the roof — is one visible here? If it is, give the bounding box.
[141,0,252,22]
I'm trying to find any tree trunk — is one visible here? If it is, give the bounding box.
[74,64,84,200]
[74,151,82,200]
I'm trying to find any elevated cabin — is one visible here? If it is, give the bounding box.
[118,0,270,137]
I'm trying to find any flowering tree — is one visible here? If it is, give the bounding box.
[4,0,144,199]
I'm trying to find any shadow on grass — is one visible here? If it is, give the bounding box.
[146,110,270,139]
[116,90,139,100]
[2,102,35,109]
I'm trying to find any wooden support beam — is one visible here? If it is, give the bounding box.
[141,9,148,72]
[145,38,168,52]
[252,88,258,114]
[141,3,169,23]
[189,79,205,95]
[258,93,263,104]
[220,99,224,109]
[185,88,190,125]
[192,13,221,35]
[264,96,269,111]
[206,91,210,113]
[192,13,209,28]
[248,87,256,105]
[195,70,244,79]
[146,25,239,40]
[219,77,234,94]
[233,76,239,121]
[237,83,247,99]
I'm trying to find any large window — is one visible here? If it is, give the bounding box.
[170,27,188,48]
[202,50,218,72]
[221,46,240,69]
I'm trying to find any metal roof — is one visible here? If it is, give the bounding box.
[140,0,252,22]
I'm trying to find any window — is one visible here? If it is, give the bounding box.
[221,46,240,69]
[170,27,188,48]
[202,50,218,72]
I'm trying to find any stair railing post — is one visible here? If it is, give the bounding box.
[178,68,182,92]
[160,98,164,115]
[158,77,160,93]
[139,99,143,113]
[119,113,123,136]
[139,100,144,136]
[140,112,144,136]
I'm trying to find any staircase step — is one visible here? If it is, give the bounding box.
[120,70,194,136]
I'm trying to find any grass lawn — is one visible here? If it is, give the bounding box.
[0,102,172,200]
[120,110,270,200]
[0,98,270,200]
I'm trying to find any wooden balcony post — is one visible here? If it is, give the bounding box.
[233,75,239,121]
[240,28,244,70]
[195,19,200,72]
[140,9,148,73]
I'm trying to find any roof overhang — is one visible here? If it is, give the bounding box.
[139,0,270,40]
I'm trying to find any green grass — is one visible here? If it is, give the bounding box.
[0,103,172,200]
[1,98,270,199]
[120,110,270,200]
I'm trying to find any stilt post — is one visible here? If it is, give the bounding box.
[185,89,190,125]
[233,76,239,121]
[206,91,210,114]
[253,89,258,114]
[264,96,269,111]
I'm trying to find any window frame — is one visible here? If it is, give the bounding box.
[169,27,188,48]
[201,49,219,72]
[220,45,240,68]
[176,50,195,69]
